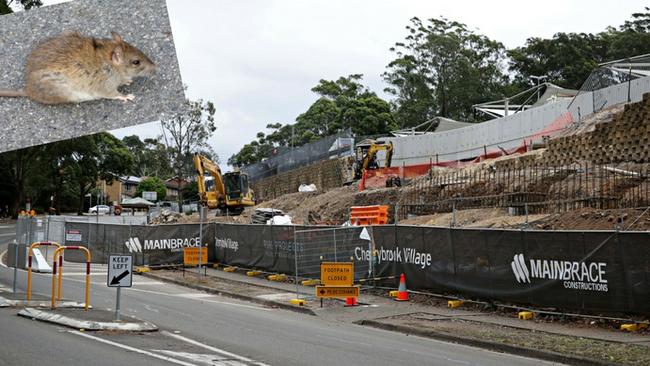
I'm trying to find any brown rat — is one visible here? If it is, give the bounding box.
[0,31,156,104]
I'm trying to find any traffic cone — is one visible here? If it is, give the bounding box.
[395,273,408,301]
[345,297,358,306]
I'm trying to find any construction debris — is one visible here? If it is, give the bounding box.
[149,209,182,225]
[251,208,285,224]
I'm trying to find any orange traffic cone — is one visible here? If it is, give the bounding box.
[395,273,408,301]
[345,297,358,306]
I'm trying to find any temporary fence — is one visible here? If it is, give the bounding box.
[293,227,372,284]
[242,129,354,182]
[11,217,648,315]
[389,161,650,220]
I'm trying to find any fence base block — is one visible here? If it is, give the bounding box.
[518,311,534,320]
[620,323,648,332]
[289,299,305,306]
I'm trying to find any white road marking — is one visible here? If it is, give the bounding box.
[0,249,7,268]
[0,233,15,237]
[174,293,214,298]
[154,350,251,366]
[0,225,15,229]
[162,330,271,366]
[68,330,199,366]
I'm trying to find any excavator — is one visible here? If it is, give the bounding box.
[193,153,256,215]
[353,139,394,180]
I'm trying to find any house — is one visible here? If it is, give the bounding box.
[165,177,188,200]
[98,176,142,205]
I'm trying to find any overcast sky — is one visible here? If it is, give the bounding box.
[48,0,649,168]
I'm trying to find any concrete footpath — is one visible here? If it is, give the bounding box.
[145,265,650,366]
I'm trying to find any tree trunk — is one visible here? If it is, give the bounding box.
[78,182,86,216]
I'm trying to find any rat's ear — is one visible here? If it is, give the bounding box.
[111,31,123,43]
[111,46,123,64]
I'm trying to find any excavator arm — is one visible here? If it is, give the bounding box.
[193,153,227,209]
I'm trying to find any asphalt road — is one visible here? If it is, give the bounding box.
[0,221,565,366]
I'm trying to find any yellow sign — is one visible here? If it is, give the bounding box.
[183,247,208,266]
[316,286,360,298]
[320,262,354,286]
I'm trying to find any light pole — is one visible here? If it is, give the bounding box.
[530,75,547,102]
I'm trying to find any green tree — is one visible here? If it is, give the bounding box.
[135,177,166,201]
[229,75,396,166]
[383,17,509,126]
[62,133,133,215]
[508,8,650,90]
[508,33,605,89]
[121,135,174,178]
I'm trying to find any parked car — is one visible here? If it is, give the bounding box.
[89,205,110,214]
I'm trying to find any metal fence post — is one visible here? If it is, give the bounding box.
[198,205,204,276]
[293,229,299,300]
[12,240,18,293]
[333,229,337,262]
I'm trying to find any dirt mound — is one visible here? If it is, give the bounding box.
[400,208,549,228]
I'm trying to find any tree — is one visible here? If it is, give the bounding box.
[122,135,174,178]
[160,99,216,203]
[508,33,605,89]
[62,133,133,215]
[508,8,650,90]
[383,17,509,126]
[135,177,166,202]
[0,147,41,216]
[229,75,397,166]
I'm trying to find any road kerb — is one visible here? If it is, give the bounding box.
[17,307,158,332]
[356,319,614,366]
[142,272,316,316]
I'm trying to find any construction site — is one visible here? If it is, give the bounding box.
[158,57,650,233]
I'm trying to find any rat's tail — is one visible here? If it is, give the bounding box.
[0,89,26,98]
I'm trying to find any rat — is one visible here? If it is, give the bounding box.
[0,31,156,104]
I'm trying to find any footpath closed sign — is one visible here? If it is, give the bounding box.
[107,255,133,287]
[183,247,208,266]
[320,262,354,286]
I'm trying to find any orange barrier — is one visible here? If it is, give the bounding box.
[27,241,62,301]
[51,246,92,311]
[350,205,389,225]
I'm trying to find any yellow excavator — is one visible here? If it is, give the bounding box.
[193,153,255,214]
[353,140,394,180]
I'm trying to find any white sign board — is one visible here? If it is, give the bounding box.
[66,229,82,242]
[107,255,133,288]
[142,191,157,201]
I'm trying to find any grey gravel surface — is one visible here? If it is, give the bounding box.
[0,0,185,153]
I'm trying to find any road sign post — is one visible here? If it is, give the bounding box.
[108,254,133,321]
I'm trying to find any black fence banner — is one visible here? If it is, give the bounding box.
[63,222,213,266]
[60,220,650,315]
